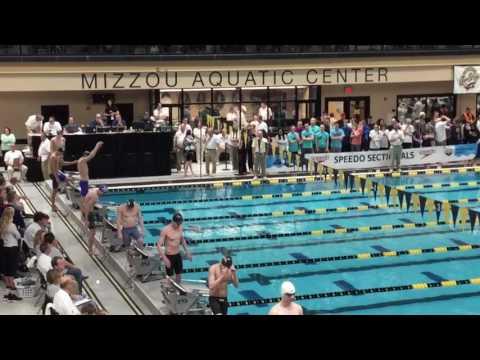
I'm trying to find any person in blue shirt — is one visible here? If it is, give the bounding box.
[340,120,351,152]
[329,122,345,153]
[287,125,300,167]
[301,124,314,171]
[361,119,371,151]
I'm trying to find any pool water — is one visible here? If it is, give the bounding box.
[102,172,480,315]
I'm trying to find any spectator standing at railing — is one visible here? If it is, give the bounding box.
[314,124,329,153]
[361,120,371,151]
[350,121,363,152]
[340,120,352,152]
[369,124,383,150]
[388,122,404,171]
[300,123,314,171]
[401,119,414,149]
[329,122,344,153]
[434,115,451,146]
[423,120,435,147]
[173,123,187,173]
[295,120,304,136]
[287,126,300,167]
[412,120,423,148]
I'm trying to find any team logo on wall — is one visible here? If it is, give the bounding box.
[454,66,480,93]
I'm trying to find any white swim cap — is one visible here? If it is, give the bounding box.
[281,281,296,295]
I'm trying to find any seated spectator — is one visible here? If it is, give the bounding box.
[4,144,28,182]
[51,255,88,294]
[110,113,125,128]
[37,241,53,278]
[80,302,107,315]
[64,116,82,134]
[24,212,50,252]
[1,128,16,165]
[89,114,105,128]
[43,116,62,136]
[46,268,63,299]
[6,189,25,214]
[53,277,81,315]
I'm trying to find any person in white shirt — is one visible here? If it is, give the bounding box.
[252,130,269,179]
[258,102,273,123]
[205,128,224,175]
[24,212,50,253]
[388,123,404,171]
[37,242,53,279]
[369,124,384,150]
[37,133,51,181]
[43,116,62,136]
[434,115,451,146]
[173,124,187,172]
[226,107,239,130]
[193,121,207,164]
[4,144,28,181]
[401,118,414,149]
[250,115,260,133]
[257,117,269,136]
[53,277,81,315]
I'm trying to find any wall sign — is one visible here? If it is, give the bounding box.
[454,66,480,94]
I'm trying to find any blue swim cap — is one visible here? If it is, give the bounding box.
[98,185,108,193]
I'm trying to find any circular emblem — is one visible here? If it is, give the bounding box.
[459,66,480,90]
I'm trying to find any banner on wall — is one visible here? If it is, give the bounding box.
[454,66,480,94]
[301,144,477,170]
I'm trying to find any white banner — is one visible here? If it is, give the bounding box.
[304,144,477,170]
[454,66,480,94]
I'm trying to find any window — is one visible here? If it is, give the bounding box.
[396,94,456,121]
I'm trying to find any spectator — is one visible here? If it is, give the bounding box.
[204,128,223,176]
[378,120,390,150]
[89,114,105,128]
[434,115,451,146]
[174,123,187,172]
[369,124,383,150]
[183,129,195,176]
[300,123,314,171]
[329,113,337,128]
[287,126,300,167]
[64,116,82,134]
[464,121,479,144]
[25,114,43,135]
[104,98,118,124]
[4,144,28,182]
[257,117,268,136]
[402,119,414,149]
[43,116,62,136]
[274,129,288,166]
[388,122,404,171]
[37,241,53,278]
[329,122,345,153]
[1,128,16,165]
[412,120,424,148]
[361,120,371,151]
[110,113,125,128]
[53,277,81,315]
[423,120,435,147]
[250,115,260,133]
[268,281,303,315]
[37,133,51,181]
[51,255,88,295]
[350,121,363,152]
[6,190,24,215]
[46,268,63,299]
[227,130,240,172]
[340,120,352,152]
[24,212,50,254]
[464,107,475,125]
[252,130,269,179]
[314,124,329,154]
[226,106,238,130]
[80,302,107,315]
[193,121,206,165]
[295,120,304,136]
[1,207,22,301]
[258,102,273,123]
[237,129,249,175]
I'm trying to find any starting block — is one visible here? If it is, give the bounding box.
[160,277,212,315]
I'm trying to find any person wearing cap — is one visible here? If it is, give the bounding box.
[268,281,303,315]
[81,185,108,256]
[208,255,239,315]
[116,199,144,249]
[77,141,104,199]
[157,213,192,284]
[48,148,78,213]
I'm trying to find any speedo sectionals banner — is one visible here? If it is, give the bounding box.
[303,144,477,170]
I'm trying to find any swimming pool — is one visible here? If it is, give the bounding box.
[102,170,480,315]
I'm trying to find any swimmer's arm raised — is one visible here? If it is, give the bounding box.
[62,160,78,166]
[84,142,104,162]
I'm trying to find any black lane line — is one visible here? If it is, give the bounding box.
[307,290,480,314]
[190,228,459,256]
[231,253,480,285]
[33,182,144,315]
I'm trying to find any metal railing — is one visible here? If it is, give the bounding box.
[0,45,479,61]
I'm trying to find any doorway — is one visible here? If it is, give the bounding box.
[116,103,134,128]
[325,97,370,120]
[41,105,70,126]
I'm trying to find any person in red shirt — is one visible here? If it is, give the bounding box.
[463,107,475,125]
[350,120,363,152]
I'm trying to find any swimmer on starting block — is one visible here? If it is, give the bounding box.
[49,148,78,213]
[77,141,104,200]
[82,185,108,256]
[157,213,192,284]
[208,255,239,315]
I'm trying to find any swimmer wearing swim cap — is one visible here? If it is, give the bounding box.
[157,212,192,284]
[208,255,239,315]
[268,281,303,315]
